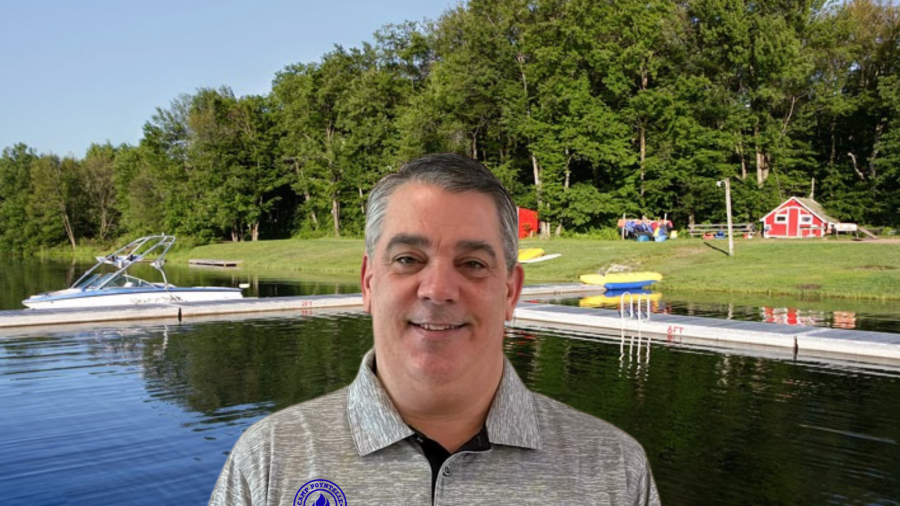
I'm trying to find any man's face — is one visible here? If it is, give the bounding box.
[361,183,524,385]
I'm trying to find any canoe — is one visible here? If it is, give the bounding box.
[518,248,545,262]
[579,271,663,290]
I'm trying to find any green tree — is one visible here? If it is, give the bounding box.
[80,143,119,241]
[233,94,288,241]
[873,75,900,225]
[185,88,287,241]
[0,144,37,252]
[275,46,404,237]
[27,155,81,250]
[140,94,197,237]
[112,144,167,236]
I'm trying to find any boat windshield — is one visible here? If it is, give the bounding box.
[74,274,108,290]
[115,275,156,288]
[74,273,156,290]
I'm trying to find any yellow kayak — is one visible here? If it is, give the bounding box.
[579,271,663,290]
[518,248,545,262]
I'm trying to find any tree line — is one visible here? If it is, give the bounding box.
[2,0,899,253]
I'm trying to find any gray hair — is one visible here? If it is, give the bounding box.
[365,153,519,273]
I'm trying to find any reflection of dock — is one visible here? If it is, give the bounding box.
[188,259,242,267]
[2,284,899,365]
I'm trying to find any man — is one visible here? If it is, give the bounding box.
[209,153,660,506]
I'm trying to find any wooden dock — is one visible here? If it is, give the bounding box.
[188,259,242,267]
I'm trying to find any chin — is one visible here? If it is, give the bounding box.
[406,347,469,382]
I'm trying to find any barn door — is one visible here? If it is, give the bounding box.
[790,207,800,237]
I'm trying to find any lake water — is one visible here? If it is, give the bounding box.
[1,314,898,505]
[2,260,900,505]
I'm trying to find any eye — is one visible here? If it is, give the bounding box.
[395,255,419,265]
[460,259,490,277]
[391,254,427,273]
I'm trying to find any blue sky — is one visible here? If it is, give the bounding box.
[0,0,455,158]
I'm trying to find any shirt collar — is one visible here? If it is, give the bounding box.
[485,357,542,450]
[347,350,414,456]
[347,349,542,456]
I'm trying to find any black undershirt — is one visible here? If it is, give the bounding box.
[408,425,491,499]
[372,359,492,498]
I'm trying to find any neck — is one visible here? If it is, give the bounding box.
[376,354,504,453]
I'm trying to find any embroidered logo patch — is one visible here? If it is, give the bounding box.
[294,479,347,506]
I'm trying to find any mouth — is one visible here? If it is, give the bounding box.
[411,322,466,332]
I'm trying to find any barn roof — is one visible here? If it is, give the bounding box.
[795,198,839,223]
[759,197,840,223]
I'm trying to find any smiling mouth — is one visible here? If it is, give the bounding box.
[412,323,464,331]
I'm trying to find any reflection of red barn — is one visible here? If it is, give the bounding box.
[517,207,538,238]
[759,197,838,238]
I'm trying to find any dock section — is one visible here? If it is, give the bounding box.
[3,284,899,365]
[188,259,242,267]
[0,293,363,329]
[512,302,900,363]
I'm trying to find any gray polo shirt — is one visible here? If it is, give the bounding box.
[209,350,661,506]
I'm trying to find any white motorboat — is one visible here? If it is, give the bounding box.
[22,235,244,309]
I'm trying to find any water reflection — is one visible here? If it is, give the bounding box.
[577,291,656,373]
[579,289,662,310]
[2,316,899,505]
[572,291,900,334]
[503,328,900,505]
[0,314,373,506]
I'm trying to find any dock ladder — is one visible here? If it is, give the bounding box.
[618,292,653,362]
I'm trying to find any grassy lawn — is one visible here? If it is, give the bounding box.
[171,238,366,275]
[180,236,900,301]
[520,238,900,299]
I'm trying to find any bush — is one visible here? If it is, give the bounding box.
[562,227,623,240]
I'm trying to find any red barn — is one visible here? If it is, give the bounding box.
[759,197,838,238]
[517,207,538,238]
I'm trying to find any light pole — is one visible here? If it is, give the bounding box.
[717,178,734,257]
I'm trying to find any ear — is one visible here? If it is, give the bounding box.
[361,254,374,314]
[504,263,525,322]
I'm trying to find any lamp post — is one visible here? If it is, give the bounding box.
[717,178,734,257]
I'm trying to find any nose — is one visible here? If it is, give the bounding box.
[416,259,460,304]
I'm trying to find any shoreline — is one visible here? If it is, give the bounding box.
[11,237,900,302]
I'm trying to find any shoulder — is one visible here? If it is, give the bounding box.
[232,387,350,457]
[529,392,658,501]
[531,391,649,461]
[209,388,353,505]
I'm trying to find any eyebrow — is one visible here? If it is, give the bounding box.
[457,240,498,261]
[384,234,430,252]
[383,235,498,261]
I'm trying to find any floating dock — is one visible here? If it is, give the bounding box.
[188,259,242,267]
[512,302,900,365]
[2,284,899,365]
